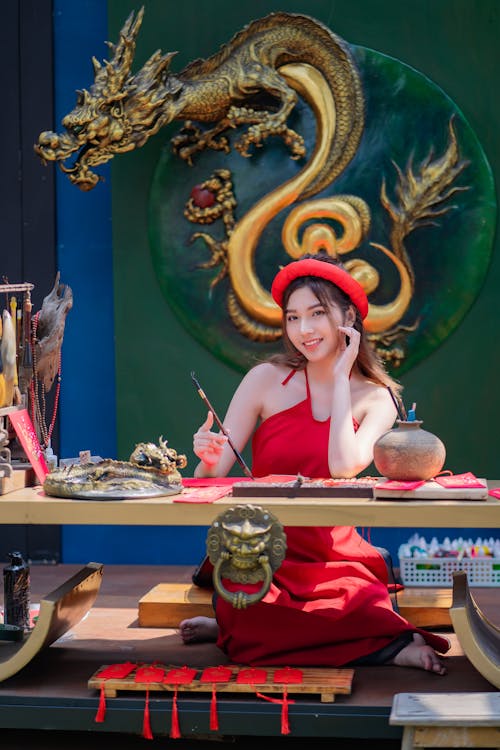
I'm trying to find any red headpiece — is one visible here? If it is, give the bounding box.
[271,258,369,319]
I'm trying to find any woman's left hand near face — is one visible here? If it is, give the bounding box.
[335,325,360,374]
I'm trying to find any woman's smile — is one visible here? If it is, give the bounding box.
[302,337,323,350]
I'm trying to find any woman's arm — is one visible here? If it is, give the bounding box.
[328,381,396,477]
[193,364,269,477]
[327,325,397,477]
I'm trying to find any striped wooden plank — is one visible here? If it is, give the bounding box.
[88,664,354,702]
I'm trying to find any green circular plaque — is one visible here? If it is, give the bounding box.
[149,46,496,374]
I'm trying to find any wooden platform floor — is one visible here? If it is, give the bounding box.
[0,564,498,746]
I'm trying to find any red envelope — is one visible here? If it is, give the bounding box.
[200,666,233,683]
[434,472,486,489]
[375,479,426,491]
[273,667,303,684]
[236,668,267,684]
[164,666,197,684]
[135,665,165,683]
[173,486,232,503]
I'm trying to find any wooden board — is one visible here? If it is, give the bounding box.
[88,663,354,703]
[0,466,37,495]
[233,478,377,498]
[390,691,500,726]
[138,582,215,626]
[138,582,452,628]
[374,479,489,501]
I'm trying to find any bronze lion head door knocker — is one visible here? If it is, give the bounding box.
[207,505,287,608]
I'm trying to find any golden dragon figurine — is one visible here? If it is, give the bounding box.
[34,7,363,195]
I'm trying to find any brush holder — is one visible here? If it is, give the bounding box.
[373,420,446,481]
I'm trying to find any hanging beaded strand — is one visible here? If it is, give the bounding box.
[30,311,61,450]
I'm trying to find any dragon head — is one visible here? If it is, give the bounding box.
[34,7,183,190]
[130,436,187,474]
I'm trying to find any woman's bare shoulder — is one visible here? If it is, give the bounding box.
[351,375,395,420]
[244,361,289,385]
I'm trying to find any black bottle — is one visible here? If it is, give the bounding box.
[3,552,30,630]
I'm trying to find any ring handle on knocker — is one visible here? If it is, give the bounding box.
[206,504,287,609]
[212,554,274,609]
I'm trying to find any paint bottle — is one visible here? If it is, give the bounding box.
[3,551,30,631]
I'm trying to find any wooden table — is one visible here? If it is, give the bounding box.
[1,483,499,527]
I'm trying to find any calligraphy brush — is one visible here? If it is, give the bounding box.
[190,371,254,479]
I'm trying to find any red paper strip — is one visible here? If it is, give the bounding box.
[488,488,500,499]
[173,486,231,503]
[254,474,305,483]
[164,666,197,684]
[200,666,233,683]
[236,668,267,684]
[8,408,48,484]
[273,667,303,684]
[182,477,246,487]
[434,472,486,489]
[375,479,426,491]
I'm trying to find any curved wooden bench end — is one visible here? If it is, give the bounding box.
[450,570,500,689]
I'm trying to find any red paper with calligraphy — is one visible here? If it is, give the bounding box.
[8,408,48,484]
[434,472,486,489]
[236,668,268,684]
[200,666,233,683]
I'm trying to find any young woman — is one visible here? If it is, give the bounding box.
[180,253,449,673]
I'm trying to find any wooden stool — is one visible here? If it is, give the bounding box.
[137,582,453,628]
[390,692,500,749]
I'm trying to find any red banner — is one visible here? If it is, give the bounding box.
[8,409,48,484]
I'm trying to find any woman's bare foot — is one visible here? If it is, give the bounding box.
[179,616,219,644]
[390,633,447,674]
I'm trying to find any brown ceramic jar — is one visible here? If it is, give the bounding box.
[373,420,446,481]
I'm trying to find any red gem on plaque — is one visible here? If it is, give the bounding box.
[191,184,216,208]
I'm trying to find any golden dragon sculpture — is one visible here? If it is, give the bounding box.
[34,7,363,196]
[35,8,469,364]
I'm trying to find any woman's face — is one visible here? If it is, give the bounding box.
[284,286,345,361]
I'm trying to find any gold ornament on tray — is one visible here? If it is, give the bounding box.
[43,437,187,499]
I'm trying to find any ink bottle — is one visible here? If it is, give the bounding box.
[3,551,31,631]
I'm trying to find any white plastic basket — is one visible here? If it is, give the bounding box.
[399,556,500,587]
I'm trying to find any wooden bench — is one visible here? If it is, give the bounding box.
[0,562,103,683]
[138,581,453,628]
[449,570,500,689]
[390,692,500,749]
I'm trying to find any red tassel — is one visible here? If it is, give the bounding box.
[280,688,290,735]
[170,688,181,739]
[142,689,153,740]
[209,685,219,731]
[95,683,106,723]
